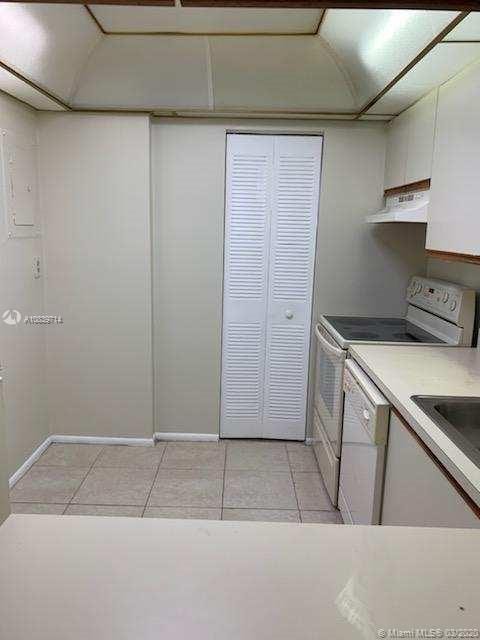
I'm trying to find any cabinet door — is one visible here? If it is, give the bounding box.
[384,111,409,190]
[427,60,480,256]
[405,89,437,185]
[381,413,480,528]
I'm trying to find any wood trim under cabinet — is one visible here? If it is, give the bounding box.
[392,408,480,520]
[384,179,430,197]
[426,249,480,266]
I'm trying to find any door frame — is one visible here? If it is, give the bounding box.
[219,129,325,441]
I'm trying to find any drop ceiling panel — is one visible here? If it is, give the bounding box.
[72,36,210,109]
[444,13,480,41]
[0,4,100,101]
[0,69,66,110]
[321,9,458,108]
[90,6,322,34]
[368,42,480,115]
[210,36,356,112]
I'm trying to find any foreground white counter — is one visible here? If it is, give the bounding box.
[0,514,479,639]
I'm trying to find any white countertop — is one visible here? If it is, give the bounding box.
[0,514,479,639]
[349,345,480,506]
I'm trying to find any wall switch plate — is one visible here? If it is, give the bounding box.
[33,256,41,279]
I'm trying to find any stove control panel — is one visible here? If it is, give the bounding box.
[406,276,475,328]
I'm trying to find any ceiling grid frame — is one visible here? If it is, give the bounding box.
[0,4,479,116]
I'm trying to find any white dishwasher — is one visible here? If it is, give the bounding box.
[339,360,390,525]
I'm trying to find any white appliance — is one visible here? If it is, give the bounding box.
[221,133,322,440]
[313,276,476,505]
[339,360,390,525]
[365,189,429,224]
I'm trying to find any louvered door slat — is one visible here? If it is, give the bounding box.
[221,135,273,438]
[263,136,322,440]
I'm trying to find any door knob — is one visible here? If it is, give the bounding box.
[285,310,294,319]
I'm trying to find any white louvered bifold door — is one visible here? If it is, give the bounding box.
[263,136,322,439]
[221,135,274,438]
[221,134,322,440]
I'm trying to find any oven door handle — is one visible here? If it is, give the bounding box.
[315,325,346,361]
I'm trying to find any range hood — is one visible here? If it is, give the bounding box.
[365,189,429,224]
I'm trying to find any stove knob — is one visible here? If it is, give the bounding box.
[450,300,457,312]
[442,291,449,303]
[416,283,423,294]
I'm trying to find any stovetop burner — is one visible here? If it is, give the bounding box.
[322,316,445,345]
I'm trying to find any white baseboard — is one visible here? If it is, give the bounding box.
[51,435,154,447]
[9,436,53,489]
[9,434,154,488]
[154,432,219,442]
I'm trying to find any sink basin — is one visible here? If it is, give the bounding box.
[411,396,480,468]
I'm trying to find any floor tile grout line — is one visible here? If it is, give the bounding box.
[288,456,302,520]
[65,445,107,511]
[141,442,168,517]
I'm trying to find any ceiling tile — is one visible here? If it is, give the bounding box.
[0,4,100,101]
[90,6,322,34]
[443,13,480,41]
[210,36,356,112]
[321,8,458,108]
[368,42,480,115]
[72,36,210,109]
[0,67,66,110]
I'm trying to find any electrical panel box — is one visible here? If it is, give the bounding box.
[0,130,39,240]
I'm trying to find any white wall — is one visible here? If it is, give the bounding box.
[38,113,153,439]
[0,91,49,476]
[152,118,427,437]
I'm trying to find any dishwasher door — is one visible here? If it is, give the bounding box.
[339,360,390,525]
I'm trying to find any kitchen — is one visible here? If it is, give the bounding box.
[0,1,479,637]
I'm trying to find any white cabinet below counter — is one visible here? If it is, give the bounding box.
[381,412,480,529]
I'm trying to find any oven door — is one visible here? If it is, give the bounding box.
[314,324,346,458]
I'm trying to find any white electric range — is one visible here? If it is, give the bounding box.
[312,276,476,506]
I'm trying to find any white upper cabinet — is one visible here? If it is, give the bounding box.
[427,60,480,257]
[384,110,409,190]
[405,89,438,185]
[384,89,438,190]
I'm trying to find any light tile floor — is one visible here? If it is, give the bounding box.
[10,441,343,524]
